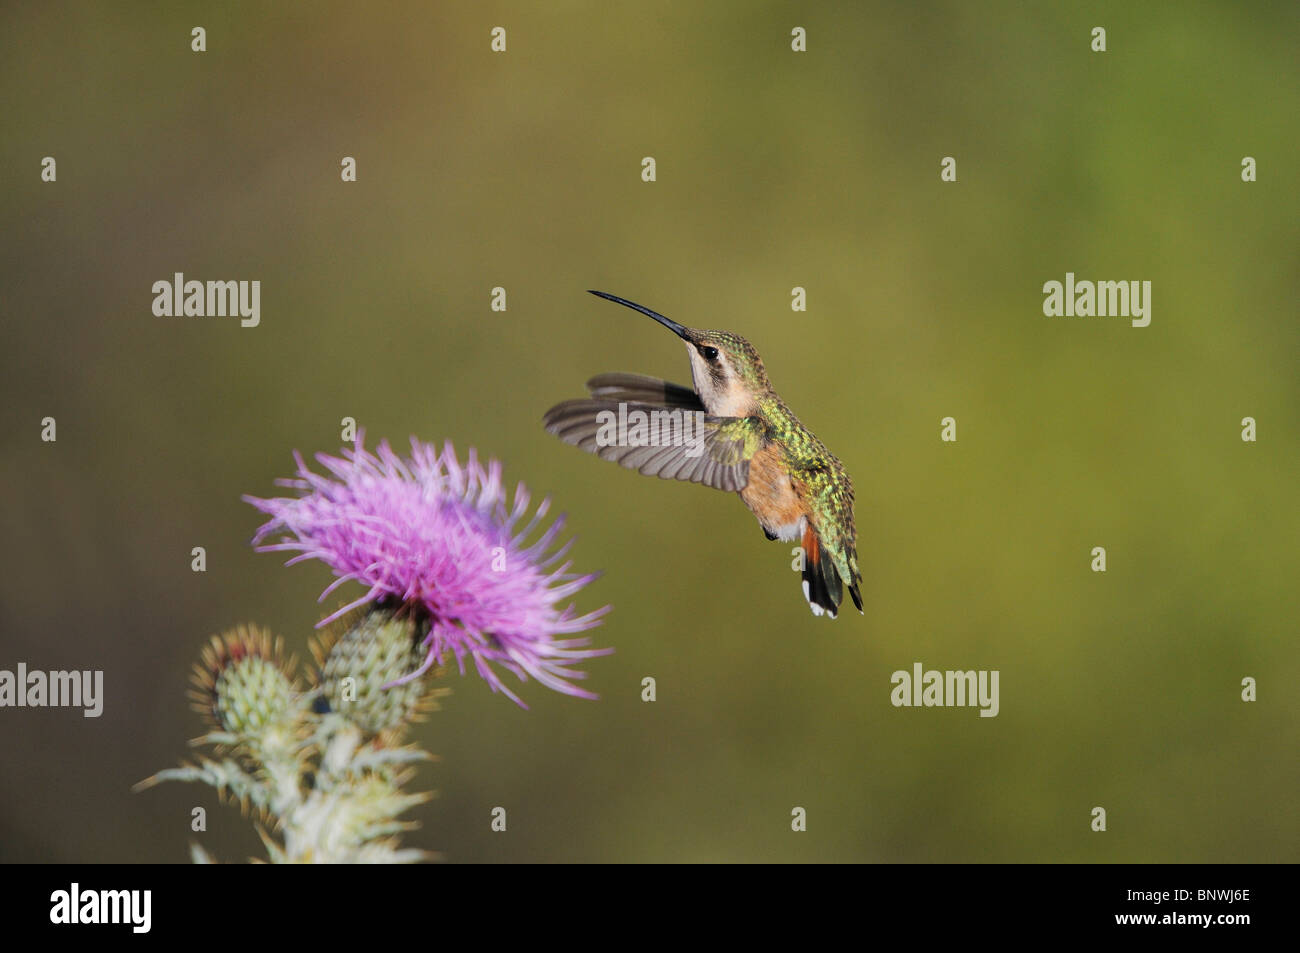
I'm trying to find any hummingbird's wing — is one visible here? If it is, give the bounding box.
[543,398,766,493]
[584,372,705,410]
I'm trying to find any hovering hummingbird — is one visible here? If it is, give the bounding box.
[543,291,863,618]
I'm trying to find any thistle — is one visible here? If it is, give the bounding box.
[138,437,612,862]
[244,436,612,707]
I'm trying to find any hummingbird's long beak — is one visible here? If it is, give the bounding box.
[588,290,692,341]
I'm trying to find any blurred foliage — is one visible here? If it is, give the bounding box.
[1,1,1296,862]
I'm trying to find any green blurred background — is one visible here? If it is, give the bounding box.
[2,1,1296,863]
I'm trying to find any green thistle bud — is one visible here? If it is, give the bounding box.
[190,626,298,736]
[312,607,444,735]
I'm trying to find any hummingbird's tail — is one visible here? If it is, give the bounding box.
[801,522,863,619]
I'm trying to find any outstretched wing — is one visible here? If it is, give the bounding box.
[543,397,766,493]
[584,372,705,410]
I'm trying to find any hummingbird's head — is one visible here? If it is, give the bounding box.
[588,291,771,417]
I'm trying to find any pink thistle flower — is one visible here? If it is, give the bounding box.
[244,436,611,707]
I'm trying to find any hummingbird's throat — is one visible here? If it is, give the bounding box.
[692,365,756,417]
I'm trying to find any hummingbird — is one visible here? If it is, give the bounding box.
[543,291,862,618]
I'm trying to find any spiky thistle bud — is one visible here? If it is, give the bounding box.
[189,625,299,737]
[312,606,446,736]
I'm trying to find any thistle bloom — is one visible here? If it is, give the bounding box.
[244,437,611,707]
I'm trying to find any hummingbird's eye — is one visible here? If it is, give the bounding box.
[700,346,720,361]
